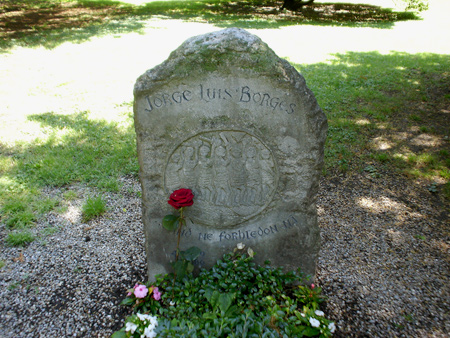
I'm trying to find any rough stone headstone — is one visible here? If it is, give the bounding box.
[134,28,327,281]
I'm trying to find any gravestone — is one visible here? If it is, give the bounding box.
[134,28,327,281]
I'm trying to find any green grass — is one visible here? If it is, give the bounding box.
[296,51,450,181]
[0,110,137,244]
[63,190,78,201]
[5,231,36,247]
[82,195,107,222]
[0,192,59,229]
[40,226,60,237]
[0,0,419,50]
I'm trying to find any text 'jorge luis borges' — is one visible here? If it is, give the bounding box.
[144,85,296,114]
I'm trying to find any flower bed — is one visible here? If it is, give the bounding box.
[113,248,335,338]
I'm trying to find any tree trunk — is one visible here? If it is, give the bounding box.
[281,0,315,11]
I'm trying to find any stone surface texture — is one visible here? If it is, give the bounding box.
[133,28,327,281]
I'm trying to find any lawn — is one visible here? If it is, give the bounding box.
[1,0,449,244]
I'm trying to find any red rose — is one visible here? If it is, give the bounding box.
[168,189,194,209]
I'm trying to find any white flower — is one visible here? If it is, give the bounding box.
[247,248,254,257]
[309,317,320,328]
[143,325,157,338]
[125,322,138,333]
[137,313,151,322]
[169,300,175,306]
[149,316,158,327]
[328,322,336,333]
[315,310,324,316]
[237,242,245,250]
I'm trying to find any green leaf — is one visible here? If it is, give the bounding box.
[120,297,135,306]
[202,312,218,320]
[162,215,178,231]
[204,288,213,303]
[205,289,220,309]
[218,293,234,315]
[302,327,320,337]
[172,260,187,280]
[186,262,194,274]
[111,330,127,338]
[225,305,239,317]
[183,246,202,261]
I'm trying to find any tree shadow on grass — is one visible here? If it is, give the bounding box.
[1,111,138,192]
[293,51,449,197]
[0,0,419,51]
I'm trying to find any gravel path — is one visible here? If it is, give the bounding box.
[0,172,448,337]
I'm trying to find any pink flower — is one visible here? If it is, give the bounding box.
[311,283,315,289]
[152,287,161,301]
[134,284,148,298]
[127,284,139,296]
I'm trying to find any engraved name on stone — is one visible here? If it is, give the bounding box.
[164,130,279,228]
[144,85,297,115]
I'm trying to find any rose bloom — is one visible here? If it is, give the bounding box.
[168,189,194,209]
[134,284,148,298]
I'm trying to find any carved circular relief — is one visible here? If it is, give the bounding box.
[164,130,278,228]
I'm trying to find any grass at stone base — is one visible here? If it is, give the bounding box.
[1,51,449,246]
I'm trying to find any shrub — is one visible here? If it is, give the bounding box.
[113,249,335,337]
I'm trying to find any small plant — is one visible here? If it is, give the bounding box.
[63,190,78,201]
[41,226,60,237]
[5,231,35,246]
[364,165,380,178]
[8,281,20,291]
[375,153,390,163]
[428,182,438,193]
[398,0,429,12]
[81,195,107,222]
[443,183,450,200]
[409,114,422,122]
[113,248,336,337]
[0,260,5,269]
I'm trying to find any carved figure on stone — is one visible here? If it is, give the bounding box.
[197,143,214,202]
[182,146,198,189]
[260,148,276,198]
[164,130,279,227]
[244,146,261,205]
[213,144,231,205]
[166,152,183,192]
[229,145,247,206]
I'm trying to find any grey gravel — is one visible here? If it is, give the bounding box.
[1,172,449,337]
